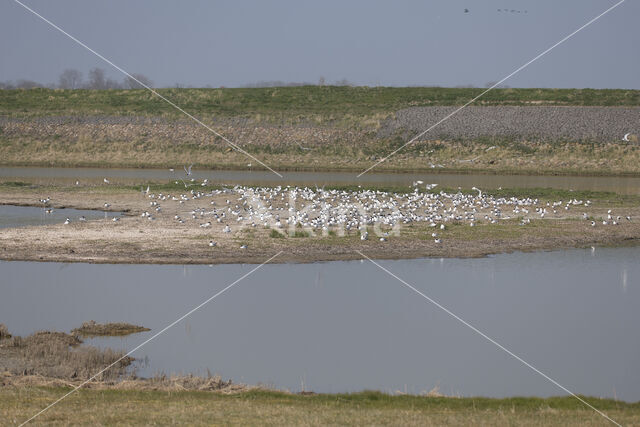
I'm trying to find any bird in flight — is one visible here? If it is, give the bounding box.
[622,133,631,142]
[184,164,193,176]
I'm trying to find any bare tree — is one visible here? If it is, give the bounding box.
[104,78,122,89]
[0,81,16,90]
[123,73,153,89]
[87,67,107,89]
[15,79,41,89]
[58,69,83,89]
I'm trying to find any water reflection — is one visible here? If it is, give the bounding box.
[0,247,638,400]
[2,166,640,194]
[0,204,120,228]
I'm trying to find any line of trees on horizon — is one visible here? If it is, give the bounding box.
[0,68,153,90]
[0,69,506,90]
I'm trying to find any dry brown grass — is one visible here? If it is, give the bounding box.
[0,329,132,382]
[2,115,640,174]
[1,386,638,426]
[71,321,150,337]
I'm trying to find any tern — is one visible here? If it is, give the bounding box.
[184,164,193,176]
[622,133,631,142]
[103,178,110,184]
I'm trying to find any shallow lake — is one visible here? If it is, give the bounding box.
[1,247,638,400]
[2,166,640,194]
[0,204,120,228]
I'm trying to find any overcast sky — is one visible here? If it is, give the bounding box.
[1,0,638,89]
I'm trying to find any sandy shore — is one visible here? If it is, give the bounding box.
[1,185,639,265]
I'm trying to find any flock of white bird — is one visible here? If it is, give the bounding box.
[43,166,631,249]
[133,179,631,248]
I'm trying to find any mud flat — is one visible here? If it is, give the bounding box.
[0,182,639,264]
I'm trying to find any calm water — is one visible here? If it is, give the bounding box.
[1,247,638,400]
[0,204,120,228]
[2,166,640,194]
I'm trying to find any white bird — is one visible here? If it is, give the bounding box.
[184,164,193,176]
[103,178,110,184]
[209,240,217,247]
[79,216,86,221]
[622,133,631,142]
[223,225,231,233]
[64,218,71,225]
[112,217,120,222]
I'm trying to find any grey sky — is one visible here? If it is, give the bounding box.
[1,0,638,89]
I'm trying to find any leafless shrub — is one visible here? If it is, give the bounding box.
[0,324,11,340]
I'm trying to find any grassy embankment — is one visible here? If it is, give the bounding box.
[1,388,638,425]
[1,87,639,174]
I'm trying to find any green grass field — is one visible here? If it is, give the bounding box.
[1,388,638,425]
[1,86,639,119]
